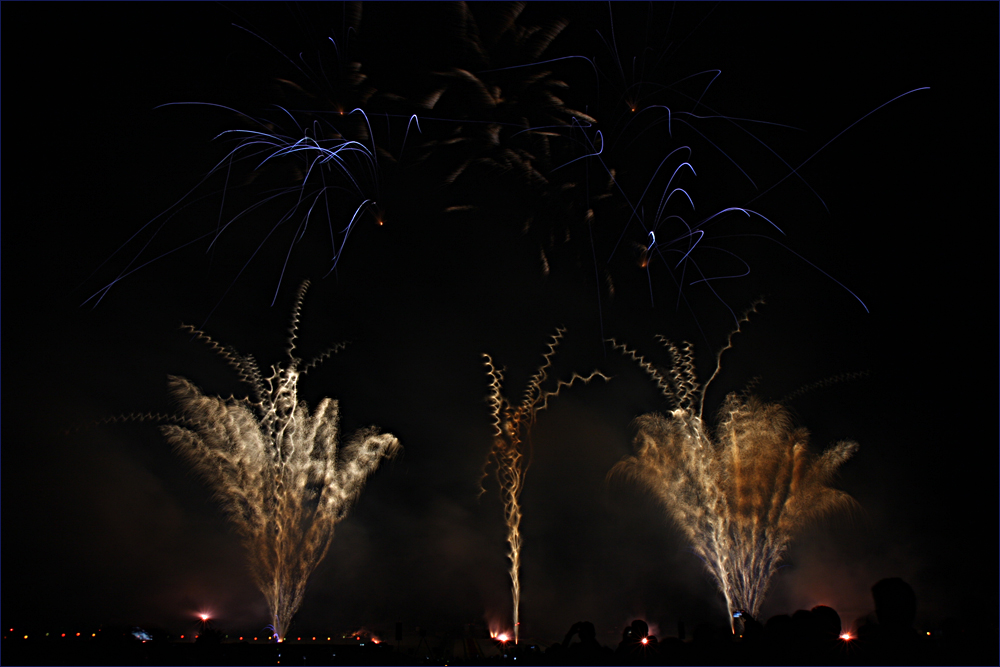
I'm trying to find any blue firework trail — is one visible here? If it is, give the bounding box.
[86,104,384,311]
[85,1,926,336]
[84,5,413,323]
[548,3,929,344]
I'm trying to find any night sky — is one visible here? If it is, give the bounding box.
[3,1,996,648]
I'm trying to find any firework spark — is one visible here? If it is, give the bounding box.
[160,280,400,641]
[481,328,609,644]
[610,314,858,626]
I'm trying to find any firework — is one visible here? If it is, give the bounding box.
[160,280,400,641]
[610,313,858,626]
[84,2,910,330]
[82,100,387,315]
[481,328,609,643]
[83,3,413,314]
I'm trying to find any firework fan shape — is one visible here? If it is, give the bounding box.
[610,318,857,626]
[160,280,400,641]
[481,328,609,643]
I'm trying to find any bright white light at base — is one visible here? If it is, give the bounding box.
[497,633,509,642]
[840,632,853,641]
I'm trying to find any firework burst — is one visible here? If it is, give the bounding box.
[610,312,858,626]
[481,328,609,643]
[160,280,400,640]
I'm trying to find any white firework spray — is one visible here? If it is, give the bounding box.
[481,328,609,643]
[161,280,400,641]
[611,310,858,627]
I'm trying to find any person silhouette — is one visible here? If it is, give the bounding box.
[559,621,611,664]
[858,577,921,663]
[810,605,847,662]
[616,619,658,663]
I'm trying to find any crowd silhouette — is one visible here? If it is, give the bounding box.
[4,577,994,665]
[500,577,993,666]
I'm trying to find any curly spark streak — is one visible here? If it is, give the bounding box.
[482,328,609,644]
[161,281,399,642]
[612,323,857,627]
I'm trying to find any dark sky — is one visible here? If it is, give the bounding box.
[3,0,996,647]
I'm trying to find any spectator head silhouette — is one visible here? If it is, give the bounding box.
[563,620,600,649]
[810,605,843,642]
[871,577,917,629]
[577,621,597,643]
[765,613,793,639]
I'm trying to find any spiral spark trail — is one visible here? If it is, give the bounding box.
[610,321,858,627]
[481,329,609,644]
[160,281,400,641]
